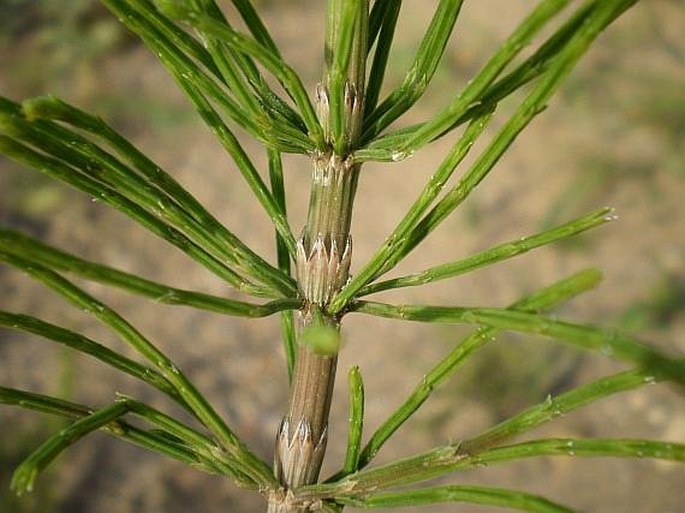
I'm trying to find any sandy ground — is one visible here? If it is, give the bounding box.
[1,1,684,512]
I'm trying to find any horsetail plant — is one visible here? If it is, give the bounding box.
[1,0,683,512]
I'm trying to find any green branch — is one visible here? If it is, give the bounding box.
[352,301,685,385]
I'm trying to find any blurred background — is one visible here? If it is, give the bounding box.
[1,0,683,512]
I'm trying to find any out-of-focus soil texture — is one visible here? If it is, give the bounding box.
[1,1,684,512]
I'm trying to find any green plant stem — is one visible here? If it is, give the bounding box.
[361,0,465,143]
[270,3,369,510]
[0,251,275,487]
[329,109,493,313]
[103,0,301,254]
[301,437,682,501]
[268,149,298,380]
[343,366,365,474]
[359,208,613,296]
[0,228,300,315]
[0,311,179,402]
[21,95,296,297]
[351,302,685,385]
[354,268,602,471]
[338,485,575,512]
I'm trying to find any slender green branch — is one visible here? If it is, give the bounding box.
[364,0,402,115]
[102,0,301,259]
[267,149,298,380]
[386,0,637,264]
[0,133,258,292]
[0,252,275,487]
[227,0,279,54]
[6,99,295,297]
[11,402,134,495]
[356,268,603,469]
[178,81,299,260]
[0,386,92,419]
[339,0,640,306]
[339,485,575,513]
[0,227,300,316]
[156,0,324,147]
[303,438,683,500]
[330,109,494,313]
[396,0,597,147]
[22,95,295,294]
[361,0,465,143]
[0,386,255,483]
[376,0,572,151]
[185,0,308,135]
[189,0,265,118]
[343,366,365,475]
[343,365,681,495]
[474,438,685,467]
[359,208,614,296]
[0,310,178,401]
[114,395,253,481]
[114,0,311,152]
[462,367,674,455]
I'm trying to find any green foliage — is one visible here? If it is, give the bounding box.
[1,0,682,512]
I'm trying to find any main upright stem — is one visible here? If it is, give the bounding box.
[269,2,368,511]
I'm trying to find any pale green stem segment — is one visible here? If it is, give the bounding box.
[343,366,365,474]
[270,3,369,509]
[338,484,576,513]
[355,268,603,470]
